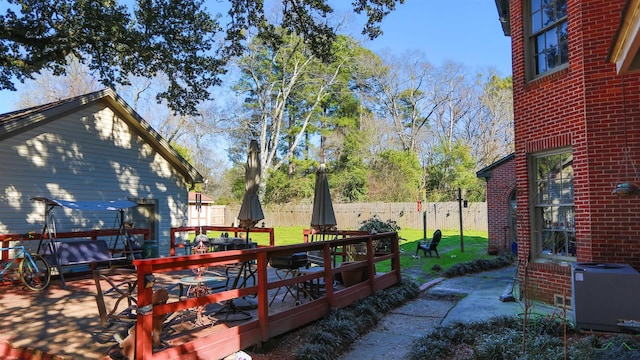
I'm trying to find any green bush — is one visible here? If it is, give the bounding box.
[358,215,402,253]
[442,255,514,278]
[406,314,640,360]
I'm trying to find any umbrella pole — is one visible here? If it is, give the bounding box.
[238,229,251,288]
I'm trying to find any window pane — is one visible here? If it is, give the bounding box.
[548,47,558,68]
[555,232,568,255]
[558,22,569,65]
[546,29,558,48]
[541,231,555,254]
[561,177,574,202]
[568,233,576,256]
[538,180,548,203]
[532,0,542,11]
[542,0,554,26]
[556,0,567,19]
[558,21,568,42]
[532,11,542,33]
[537,53,548,74]
[560,41,569,65]
[537,35,546,53]
[542,207,554,227]
[537,153,555,178]
[550,179,562,204]
[564,209,574,230]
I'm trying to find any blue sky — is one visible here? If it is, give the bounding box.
[0,1,511,114]
[360,1,511,74]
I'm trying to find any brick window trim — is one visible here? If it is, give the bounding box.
[524,67,570,90]
[526,133,572,153]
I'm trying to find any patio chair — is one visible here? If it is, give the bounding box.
[415,230,442,258]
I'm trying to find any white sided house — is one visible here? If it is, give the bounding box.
[0,89,203,256]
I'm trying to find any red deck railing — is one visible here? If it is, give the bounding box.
[132,231,401,360]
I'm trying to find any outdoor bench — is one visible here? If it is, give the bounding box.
[40,239,129,288]
[42,239,126,266]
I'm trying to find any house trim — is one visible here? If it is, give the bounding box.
[609,0,640,73]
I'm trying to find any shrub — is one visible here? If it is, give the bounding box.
[405,314,639,360]
[442,255,514,278]
[358,215,402,253]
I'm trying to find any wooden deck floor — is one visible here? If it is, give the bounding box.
[0,266,325,360]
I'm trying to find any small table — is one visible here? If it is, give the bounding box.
[179,275,226,326]
[211,238,256,252]
[179,275,226,298]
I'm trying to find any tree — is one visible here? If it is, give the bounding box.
[332,125,369,203]
[315,44,382,203]
[367,149,422,202]
[425,139,484,201]
[263,158,315,204]
[429,61,473,149]
[473,74,514,167]
[1,0,403,115]
[231,32,357,195]
[368,51,447,153]
[16,55,102,108]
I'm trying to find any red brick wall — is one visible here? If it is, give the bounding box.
[510,0,640,304]
[484,158,516,253]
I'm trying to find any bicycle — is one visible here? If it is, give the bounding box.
[0,242,51,291]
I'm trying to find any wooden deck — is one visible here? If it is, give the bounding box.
[0,232,401,360]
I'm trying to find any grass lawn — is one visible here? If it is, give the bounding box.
[245,226,492,284]
[387,228,492,283]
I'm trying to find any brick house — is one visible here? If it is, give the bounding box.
[496,0,640,305]
[476,153,516,255]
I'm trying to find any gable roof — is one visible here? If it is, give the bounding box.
[476,153,515,179]
[0,88,204,185]
[188,192,215,204]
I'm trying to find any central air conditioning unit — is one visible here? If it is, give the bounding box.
[572,263,640,332]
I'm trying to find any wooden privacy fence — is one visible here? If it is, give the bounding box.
[224,202,488,231]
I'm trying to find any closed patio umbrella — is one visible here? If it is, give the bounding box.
[237,140,264,240]
[311,162,337,235]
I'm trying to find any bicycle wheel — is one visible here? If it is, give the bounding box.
[19,254,51,291]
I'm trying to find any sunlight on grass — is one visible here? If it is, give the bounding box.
[200,226,491,285]
[192,226,308,246]
[382,228,491,283]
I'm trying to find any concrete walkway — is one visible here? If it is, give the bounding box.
[340,265,570,359]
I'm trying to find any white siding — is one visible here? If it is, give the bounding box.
[0,103,189,256]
